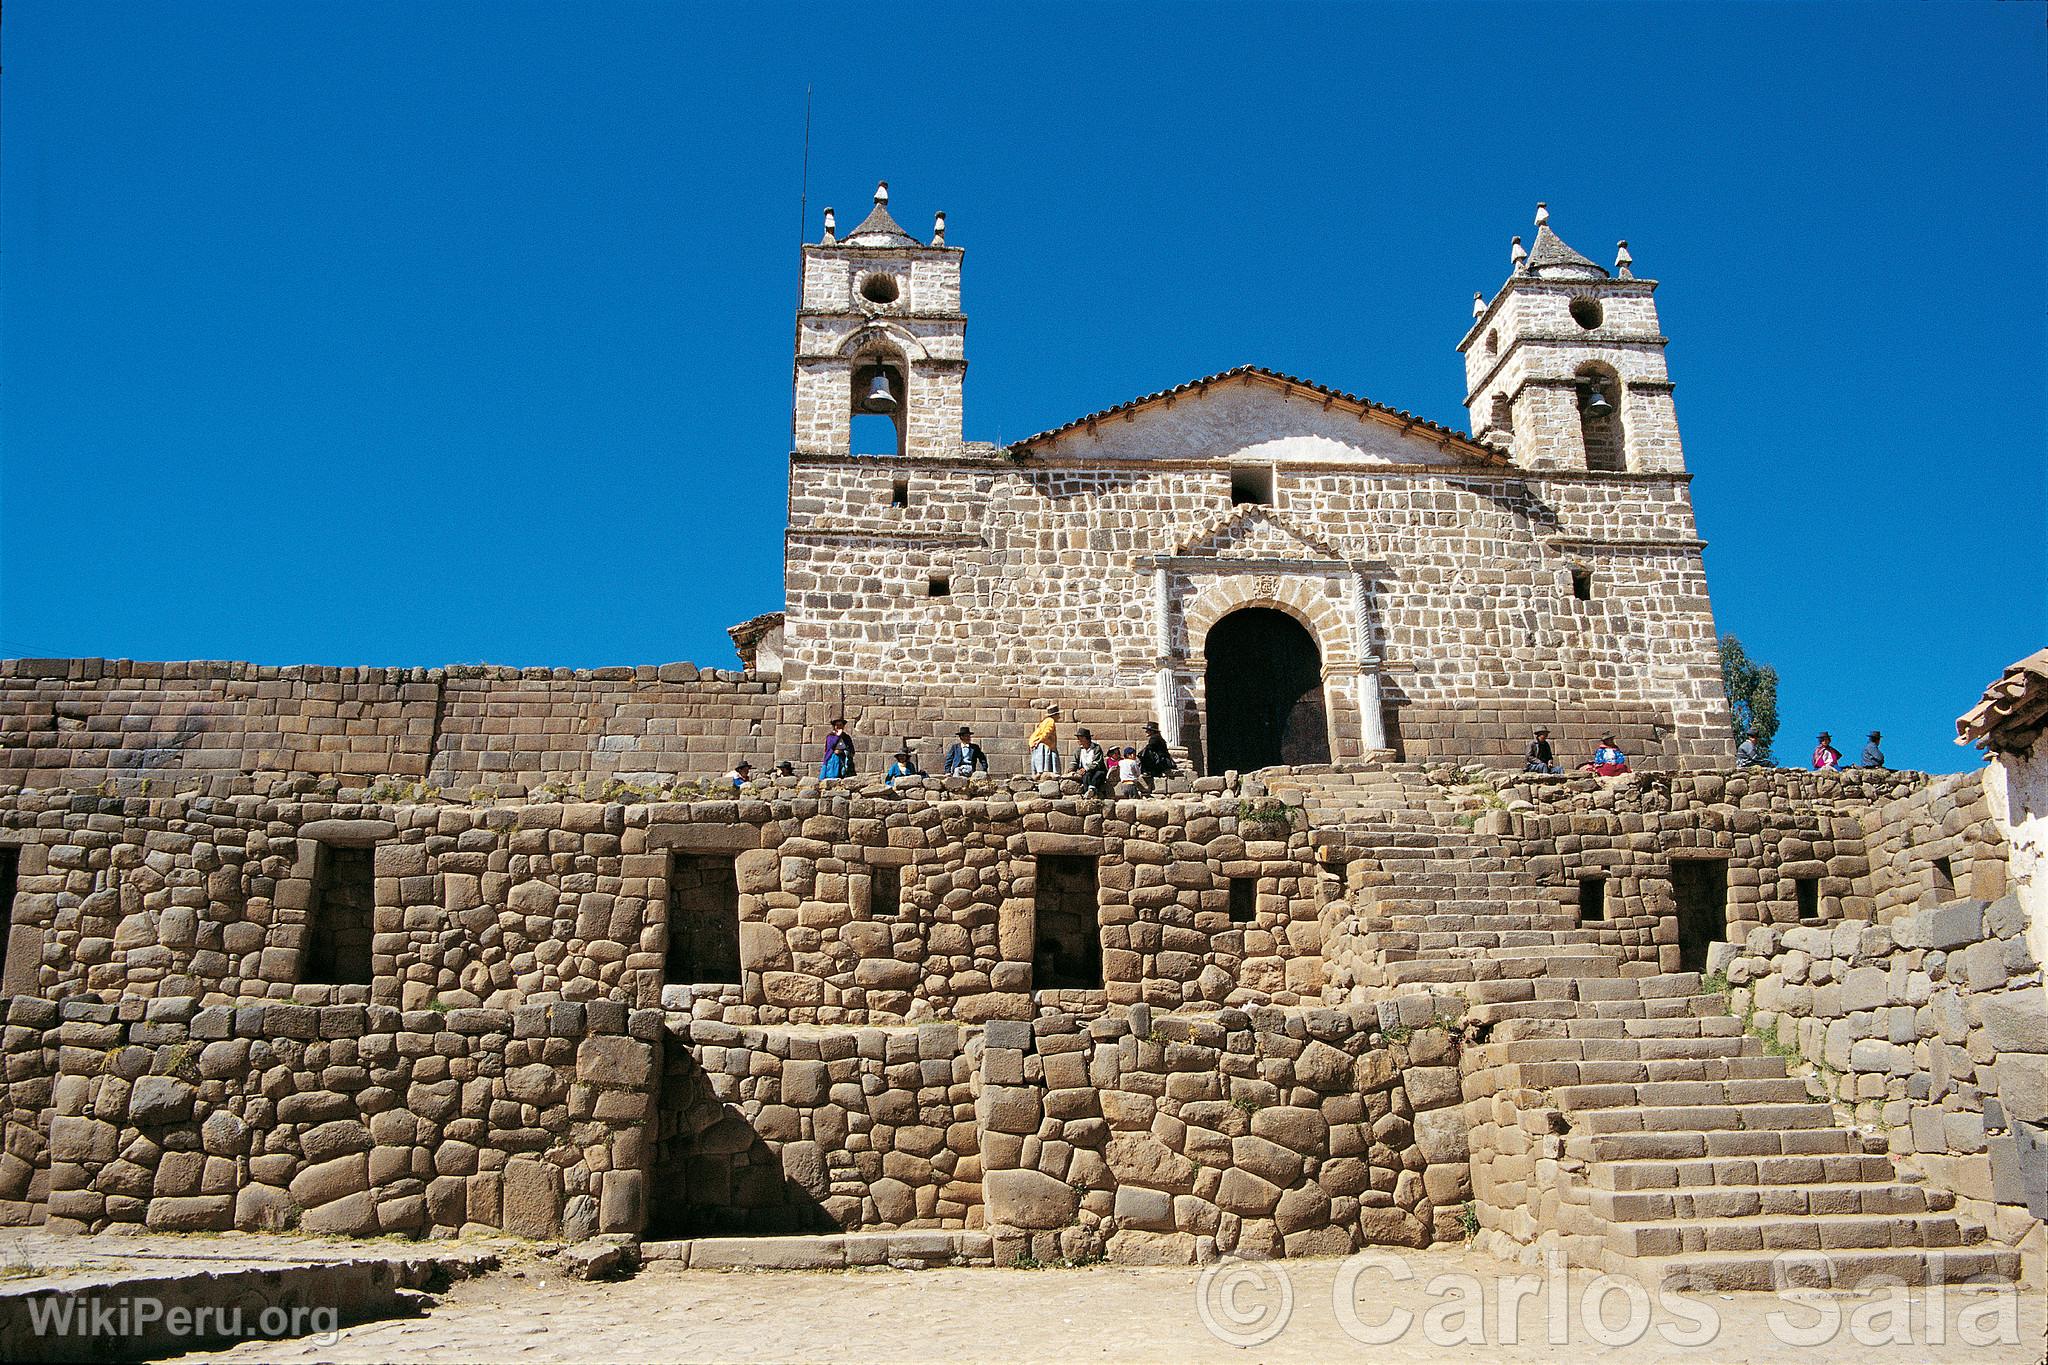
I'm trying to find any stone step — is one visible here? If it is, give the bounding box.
[1606,1246,2022,1293]
[1569,1101,1836,1135]
[1588,1152,1907,1192]
[642,1230,993,1270]
[1605,1211,1979,1258]
[1384,955,1622,986]
[1588,1181,1950,1222]
[1568,1127,1867,1162]
[1552,1077,1814,1111]
[1491,1055,1794,1088]
[1477,1032,1764,1061]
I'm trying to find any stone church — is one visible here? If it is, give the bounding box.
[772,185,1731,775]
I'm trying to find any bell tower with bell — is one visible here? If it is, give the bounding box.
[792,181,966,459]
[1458,204,1686,475]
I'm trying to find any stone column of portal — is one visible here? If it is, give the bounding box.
[1153,568,1182,747]
[1350,570,1386,753]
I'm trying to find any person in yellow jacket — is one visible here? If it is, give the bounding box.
[1028,705,1060,776]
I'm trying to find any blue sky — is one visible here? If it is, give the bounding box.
[2,2,2042,774]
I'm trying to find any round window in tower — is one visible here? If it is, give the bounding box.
[858,272,902,306]
[1569,296,1604,330]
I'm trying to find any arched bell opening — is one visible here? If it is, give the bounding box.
[1203,607,1331,773]
[850,354,908,457]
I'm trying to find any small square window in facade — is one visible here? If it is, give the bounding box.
[1230,466,1274,506]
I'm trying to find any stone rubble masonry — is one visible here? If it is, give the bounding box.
[0,760,2034,1273]
[1727,893,2047,1271]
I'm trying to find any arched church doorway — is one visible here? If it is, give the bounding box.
[1203,608,1330,773]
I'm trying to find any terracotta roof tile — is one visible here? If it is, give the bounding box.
[1956,646,2048,751]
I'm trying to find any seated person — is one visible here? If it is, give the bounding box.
[1579,734,1630,776]
[1138,722,1177,789]
[1070,730,1109,795]
[723,760,754,790]
[944,727,988,778]
[884,749,923,785]
[1524,728,1561,774]
[1735,734,1768,768]
[1114,746,1143,797]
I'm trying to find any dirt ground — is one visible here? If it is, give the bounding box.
[187,1245,2046,1365]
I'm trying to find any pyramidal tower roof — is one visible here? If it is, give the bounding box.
[1522,203,1608,280]
[839,181,922,248]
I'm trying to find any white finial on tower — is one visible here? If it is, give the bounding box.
[1534,202,1549,227]
[874,180,889,206]
[821,207,837,244]
[1615,240,1633,279]
[1472,291,1486,319]
[1510,236,1528,272]
[932,211,947,246]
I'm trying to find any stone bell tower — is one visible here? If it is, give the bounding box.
[792,182,966,459]
[1459,204,1685,474]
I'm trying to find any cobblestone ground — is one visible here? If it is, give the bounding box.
[187,1247,2044,1365]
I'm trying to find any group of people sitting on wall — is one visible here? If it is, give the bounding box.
[1519,727,1888,777]
[1738,729,1886,771]
[720,707,1180,794]
[1521,729,1632,776]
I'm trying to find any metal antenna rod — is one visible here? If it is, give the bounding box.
[788,85,813,453]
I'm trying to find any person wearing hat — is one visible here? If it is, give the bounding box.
[944,727,987,778]
[1523,727,1560,774]
[1027,705,1061,776]
[885,747,924,786]
[1812,731,1843,772]
[1138,721,1177,790]
[1580,734,1630,777]
[723,760,754,790]
[1859,730,1885,770]
[775,760,797,778]
[820,717,856,781]
[1070,728,1109,795]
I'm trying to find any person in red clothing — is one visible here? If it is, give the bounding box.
[1812,732,1843,771]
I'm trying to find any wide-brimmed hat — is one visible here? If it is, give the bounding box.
[1144,721,1161,732]
[957,727,973,737]
[1046,704,1061,716]
[734,760,753,771]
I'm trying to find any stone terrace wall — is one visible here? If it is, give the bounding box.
[1858,770,2012,923]
[2,995,656,1238]
[977,999,1470,1266]
[1487,768,1928,968]
[1725,896,2047,1273]
[0,659,776,797]
[0,779,1334,1024]
[651,1020,978,1237]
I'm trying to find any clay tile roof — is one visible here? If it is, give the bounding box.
[1526,224,1608,279]
[1008,364,1502,463]
[843,201,921,248]
[1956,646,2048,752]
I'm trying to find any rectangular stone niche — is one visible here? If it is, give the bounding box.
[667,853,742,985]
[1034,854,1101,990]
[304,845,374,985]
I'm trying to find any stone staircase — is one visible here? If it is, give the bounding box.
[1269,764,2023,1290]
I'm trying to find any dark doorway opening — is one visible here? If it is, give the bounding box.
[1795,877,1820,921]
[667,854,742,985]
[1228,877,1258,924]
[1204,608,1328,773]
[0,846,21,990]
[304,845,374,985]
[1578,876,1606,923]
[1671,858,1728,974]
[1034,855,1101,990]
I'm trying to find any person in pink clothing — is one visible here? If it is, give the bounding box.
[1812,732,1843,770]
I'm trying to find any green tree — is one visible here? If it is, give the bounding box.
[1719,635,1780,760]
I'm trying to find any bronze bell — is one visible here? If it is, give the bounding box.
[1580,385,1615,419]
[863,372,897,413]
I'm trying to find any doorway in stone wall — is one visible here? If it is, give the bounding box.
[1204,607,1329,773]
[1671,857,1728,974]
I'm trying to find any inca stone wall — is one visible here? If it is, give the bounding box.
[1725,895,2048,1269]
[2,995,656,1239]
